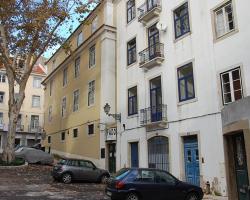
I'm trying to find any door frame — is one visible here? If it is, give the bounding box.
[180,132,202,184]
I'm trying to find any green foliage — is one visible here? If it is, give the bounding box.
[0,157,25,166]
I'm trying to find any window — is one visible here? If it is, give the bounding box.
[61,97,66,117]
[89,45,96,68]
[49,79,53,96]
[48,106,52,122]
[0,73,6,83]
[33,77,42,88]
[88,80,95,106]
[0,92,4,103]
[127,38,137,65]
[73,90,79,112]
[63,67,68,87]
[88,124,94,135]
[0,112,3,125]
[128,86,137,116]
[220,67,243,104]
[214,1,235,38]
[127,0,136,23]
[154,171,176,185]
[73,128,78,138]
[48,136,51,144]
[136,170,155,183]
[77,31,83,46]
[91,17,98,33]
[174,2,190,39]
[61,132,65,141]
[75,57,80,78]
[30,115,39,129]
[32,95,40,107]
[177,63,195,102]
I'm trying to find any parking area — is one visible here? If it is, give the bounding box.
[0,165,109,200]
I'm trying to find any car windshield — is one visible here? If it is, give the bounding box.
[115,168,131,180]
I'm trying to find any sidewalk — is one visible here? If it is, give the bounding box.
[203,195,228,200]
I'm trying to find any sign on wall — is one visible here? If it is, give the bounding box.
[106,127,117,141]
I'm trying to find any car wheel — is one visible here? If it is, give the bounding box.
[126,193,139,200]
[186,192,199,200]
[100,174,109,184]
[61,173,72,184]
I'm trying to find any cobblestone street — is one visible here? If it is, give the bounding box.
[0,165,227,200]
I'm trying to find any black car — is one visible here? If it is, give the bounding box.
[51,158,110,184]
[106,168,203,200]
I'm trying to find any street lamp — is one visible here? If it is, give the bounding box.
[103,103,121,122]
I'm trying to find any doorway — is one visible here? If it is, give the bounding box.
[108,143,116,173]
[130,142,139,168]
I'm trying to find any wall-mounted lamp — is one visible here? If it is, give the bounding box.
[103,103,121,122]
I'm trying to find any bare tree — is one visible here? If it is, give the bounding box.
[0,0,98,163]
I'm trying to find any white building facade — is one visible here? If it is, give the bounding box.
[114,0,250,198]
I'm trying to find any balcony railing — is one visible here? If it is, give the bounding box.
[139,43,165,69]
[16,124,24,132]
[140,104,167,126]
[28,125,42,133]
[138,0,162,24]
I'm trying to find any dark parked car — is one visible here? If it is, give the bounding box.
[51,158,110,184]
[106,168,203,200]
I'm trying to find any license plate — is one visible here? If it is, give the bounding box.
[106,191,112,197]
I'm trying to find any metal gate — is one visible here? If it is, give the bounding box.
[148,136,169,171]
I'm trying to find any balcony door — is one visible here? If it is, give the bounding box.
[30,115,39,131]
[148,24,159,60]
[150,76,162,122]
[147,0,157,11]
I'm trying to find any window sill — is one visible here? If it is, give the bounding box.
[177,97,198,106]
[88,104,95,109]
[126,17,137,27]
[89,65,96,70]
[214,29,239,43]
[127,114,138,119]
[127,61,137,69]
[174,31,191,43]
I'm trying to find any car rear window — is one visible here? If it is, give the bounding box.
[58,159,67,165]
[115,168,131,180]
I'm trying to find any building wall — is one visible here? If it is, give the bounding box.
[115,0,250,196]
[43,0,116,168]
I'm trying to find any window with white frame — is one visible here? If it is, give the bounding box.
[88,80,95,106]
[32,95,40,107]
[61,97,66,117]
[48,106,52,122]
[33,77,42,88]
[0,92,5,103]
[220,67,243,104]
[73,128,78,138]
[63,67,68,87]
[89,45,96,68]
[214,1,235,38]
[91,17,98,33]
[0,73,6,83]
[30,115,39,129]
[88,124,94,135]
[77,31,83,46]
[75,57,80,78]
[73,89,79,112]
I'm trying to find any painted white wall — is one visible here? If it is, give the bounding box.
[114,0,250,196]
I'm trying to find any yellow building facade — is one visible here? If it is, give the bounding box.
[42,0,117,170]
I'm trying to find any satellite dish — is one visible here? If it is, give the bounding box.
[156,22,167,32]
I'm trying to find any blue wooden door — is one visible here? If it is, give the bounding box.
[184,137,200,186]
[131,142,139,168]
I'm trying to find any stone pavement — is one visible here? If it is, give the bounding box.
[203,195,228,200]
[0,164,228,200]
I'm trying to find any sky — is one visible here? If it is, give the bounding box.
[42,1,97,60]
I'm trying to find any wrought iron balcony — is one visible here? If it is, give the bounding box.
[28,125,41,133]
[139,43,165,69]
[140,104,167,127]
[138,0,162,24]
[16,124,24,132]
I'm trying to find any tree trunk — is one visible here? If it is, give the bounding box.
[2,114,17,163]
